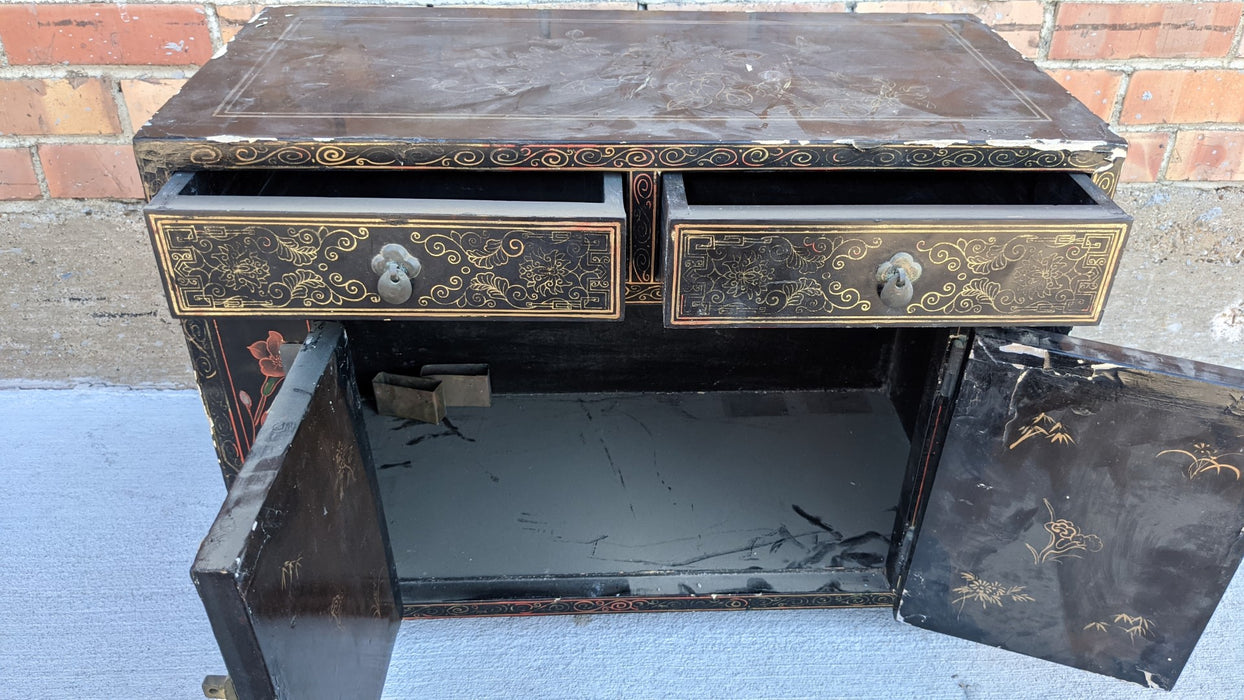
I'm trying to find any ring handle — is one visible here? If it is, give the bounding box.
[875,252,922,311]
[371,244,422,305]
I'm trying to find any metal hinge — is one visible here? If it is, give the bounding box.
[202,675,238,700]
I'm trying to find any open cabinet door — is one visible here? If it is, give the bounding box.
[897,329,1244,690]
[192,323,400,699]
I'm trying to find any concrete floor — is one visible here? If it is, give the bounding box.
[1,183,1243,388]
[3,388,1244,698]
[1,186,1242,697]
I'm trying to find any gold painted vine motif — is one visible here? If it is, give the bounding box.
[951,571,1035,615]
[137,141,1117,200]
[153,219,620,316]
[628,171,658,285]
[155,220,373,311]
[675,233,884,318]
[1025,498,1103,565]
[409,226,618,313]
[912,231,1122,317]
[625,282,663,304]
[670,226,1124,322]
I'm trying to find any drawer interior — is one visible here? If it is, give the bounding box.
[679,170,1100,206]
[177,169,609,203]
[344,309,950,603]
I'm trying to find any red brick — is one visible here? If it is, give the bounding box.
[1046,70,1123,121]
[0,78,121,136]
[38,144,143,199]
[1166,131,1244,180]
[0,148,42,200]
[1051,2,1243,60]
[995,28,1042,58]
[1119,132,1171,182]
[0,4,211,66]
[1121,70,1244,125]
[215,4,261,44]
[120,79,187,132]
[856,1,1044,56]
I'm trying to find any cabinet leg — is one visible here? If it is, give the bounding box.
[201,675,237,700]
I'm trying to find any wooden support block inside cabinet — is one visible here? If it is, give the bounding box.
[134,7,1243,694]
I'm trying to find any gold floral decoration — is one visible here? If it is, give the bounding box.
[910,231,1123,317]
[1025,498,1103,565]
[411,226,618,314]
[951,571,1035,615]
[1157,442,1243,481]
[153,219,619,316]
[518,249,575,296]
[673,231,882,319]
[155,221,373,311]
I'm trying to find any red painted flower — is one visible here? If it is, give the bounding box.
[247,330,286,378]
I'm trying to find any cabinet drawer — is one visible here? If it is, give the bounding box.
[146,170,626,319]
[663,171,1130,327]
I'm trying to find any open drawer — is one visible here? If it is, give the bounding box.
[663,171,1131,327]
[146,170,626,319]
[197,320,1244,693]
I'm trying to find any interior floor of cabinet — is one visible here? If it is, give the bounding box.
[368,389,909,597]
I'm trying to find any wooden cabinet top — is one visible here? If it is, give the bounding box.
[138,7,1121,157]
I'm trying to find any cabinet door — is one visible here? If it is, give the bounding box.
[192,323,400,699]
[896,329,1244,689]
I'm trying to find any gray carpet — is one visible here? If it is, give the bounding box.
[2,388,1242,699]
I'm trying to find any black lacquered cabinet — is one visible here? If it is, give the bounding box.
[135,7,1244,696]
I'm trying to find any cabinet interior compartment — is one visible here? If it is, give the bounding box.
[344,309,951,604]
[175,168,609,203]
[676,170,1102,207]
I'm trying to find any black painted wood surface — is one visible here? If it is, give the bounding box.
[662,172,1130,327]
[897,329,1244,689]
[147,171,626,319]
[136,8,1118,149]
[192,323,400,699]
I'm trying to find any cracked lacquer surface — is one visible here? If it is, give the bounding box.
[369,389,907,600]
[898,329,1244,690]
[138,7,1119,146]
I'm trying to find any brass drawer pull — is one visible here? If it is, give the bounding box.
[875,252,922,311]
[371,243,422,305]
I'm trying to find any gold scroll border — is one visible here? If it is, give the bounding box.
[148,215,625,320]
[134,141,1121,199]
[402,591,895,618]
[666,222,1129,326]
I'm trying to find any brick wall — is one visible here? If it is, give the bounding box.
[1,0,1242,201]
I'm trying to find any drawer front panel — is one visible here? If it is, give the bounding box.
[667,222,1128,326]
[149,215,624,319]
